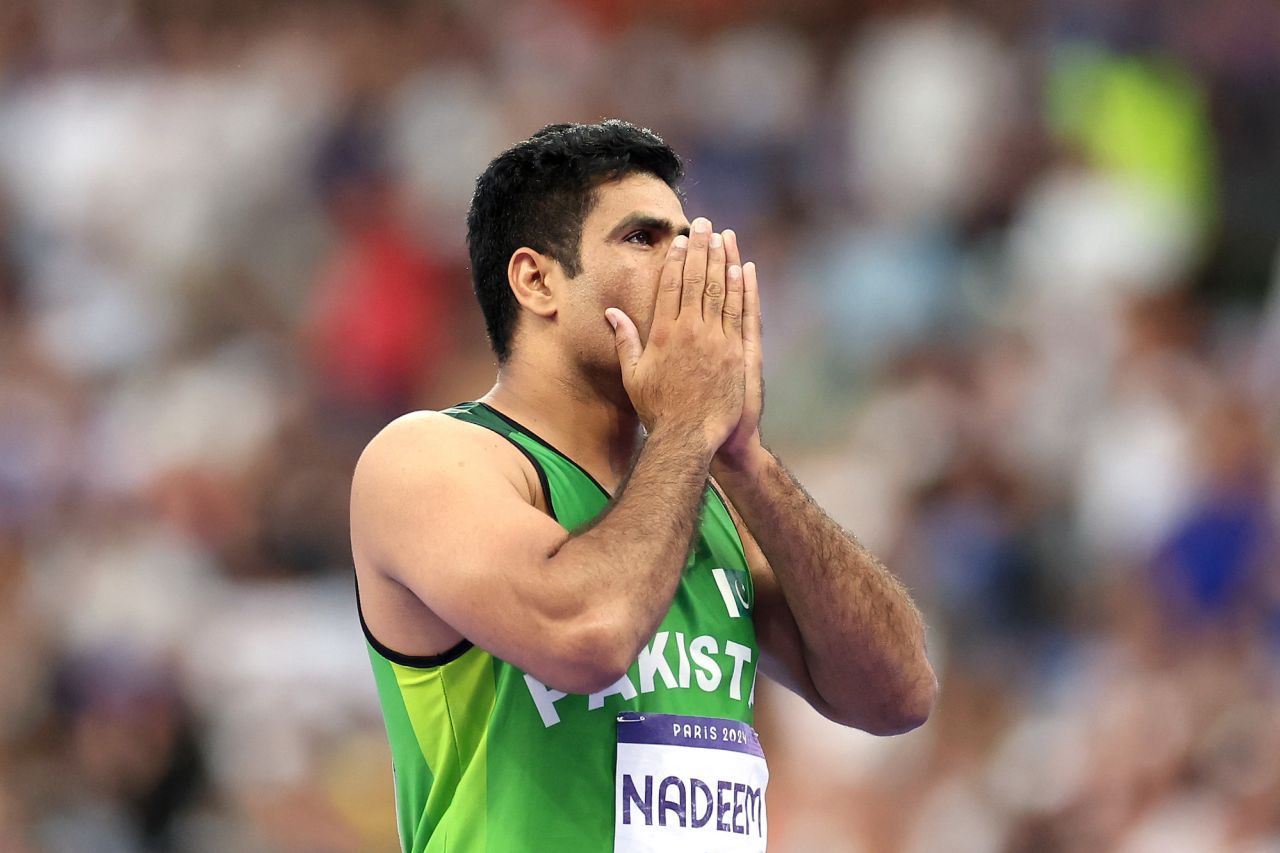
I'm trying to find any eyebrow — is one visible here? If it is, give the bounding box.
[609,213,691,240]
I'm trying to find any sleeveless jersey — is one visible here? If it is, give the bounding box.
[360,401,761,852]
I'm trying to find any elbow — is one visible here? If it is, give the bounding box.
[871,626,940,735]
[867,664,938,736]
[522,576,639,693]
[830,655,936,736]
[548,616,638,695]
[874,688,936,736]
[560,658,632,697]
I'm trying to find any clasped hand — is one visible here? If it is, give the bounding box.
[606,217,764,465]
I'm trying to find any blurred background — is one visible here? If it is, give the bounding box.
[1,0,1278,850]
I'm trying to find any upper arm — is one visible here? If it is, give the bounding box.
[351,413,612,692]
[714,483,847,724]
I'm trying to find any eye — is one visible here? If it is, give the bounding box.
[623,230,654,246]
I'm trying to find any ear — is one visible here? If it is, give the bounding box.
[508,247,559,319]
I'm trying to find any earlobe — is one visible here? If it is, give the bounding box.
[508,248,558,319]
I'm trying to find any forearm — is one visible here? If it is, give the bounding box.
[714,444,936,730]
[550,425,711,664]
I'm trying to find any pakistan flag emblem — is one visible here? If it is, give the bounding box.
[710,567,751,618]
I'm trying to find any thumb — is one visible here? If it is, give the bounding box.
[605,308,641,374]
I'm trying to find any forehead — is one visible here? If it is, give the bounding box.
[584,172,687,234]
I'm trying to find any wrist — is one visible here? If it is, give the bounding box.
[712,434,769,479]
[645,420,717,467]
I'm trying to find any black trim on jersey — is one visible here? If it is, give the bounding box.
[707,478,750,557]
[706,478,750,557]
[449,402,560,522]
[707,478,734,524]
[354,572,473,668]
[477,402,613,500]
[705,478,756,608]
[504,435,559,523]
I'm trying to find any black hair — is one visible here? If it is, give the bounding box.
[466,119,684,363]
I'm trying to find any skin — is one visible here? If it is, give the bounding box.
[350,172,937,732]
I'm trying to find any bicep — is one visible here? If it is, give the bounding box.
[352,415,590,684]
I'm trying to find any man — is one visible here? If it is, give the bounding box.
[351,120,936,853]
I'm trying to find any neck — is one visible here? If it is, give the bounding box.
[479,352,642,494]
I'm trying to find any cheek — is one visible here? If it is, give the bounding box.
[621,279,660,345]
[595,257,660,335]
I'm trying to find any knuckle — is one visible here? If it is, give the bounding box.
[704,283,724,298]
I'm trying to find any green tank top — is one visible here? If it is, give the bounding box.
[360,402,760,853]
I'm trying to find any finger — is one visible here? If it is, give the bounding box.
[723,264,743,337]
[703,232,727,323]
[653,235,688,325]
[606,308,642,375]
[743,262,761,348]
[724,229,742,269]
[680,217,711,316]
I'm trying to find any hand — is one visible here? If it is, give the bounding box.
[606,217,746,456]
[715,229,764,469]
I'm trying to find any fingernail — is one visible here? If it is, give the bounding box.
[672,235,689,250]
[605,309,618,330]
[693,218,710,234]
[728,264,741,279]
[710,233,723,249]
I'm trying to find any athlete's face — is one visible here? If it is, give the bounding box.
[559,173,690,379]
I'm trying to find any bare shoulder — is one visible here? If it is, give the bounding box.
[351,410,545,554]
[350,410,559,659]
[354,410,531,500]
[358,410,501,469]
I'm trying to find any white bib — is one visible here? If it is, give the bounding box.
[614,712,769,852]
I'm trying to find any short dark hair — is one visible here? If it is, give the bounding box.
[466,120,684,362]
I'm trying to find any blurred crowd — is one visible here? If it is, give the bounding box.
[1,0,1279,850]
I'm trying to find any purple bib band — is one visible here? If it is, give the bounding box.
[617,712,765,759]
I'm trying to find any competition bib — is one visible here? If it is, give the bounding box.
[614,712,769,852]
